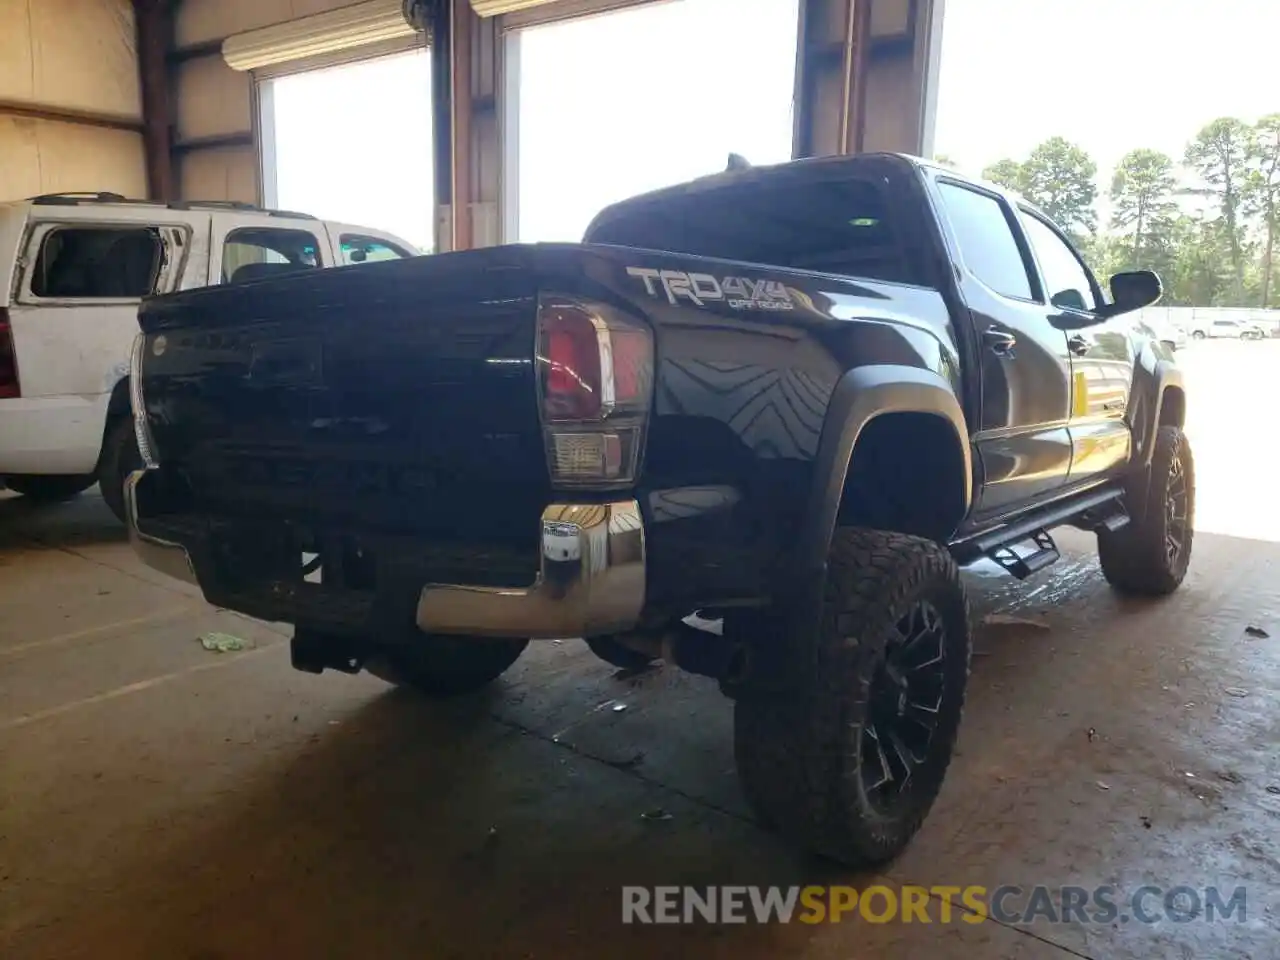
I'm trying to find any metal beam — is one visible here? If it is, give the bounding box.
[428,0,455,252]
[0,101,143,134]
[172,132,256,155]
[168,39,226,65]
[450,0,474,251]
[134,0,177,200]
[793,0,942,159]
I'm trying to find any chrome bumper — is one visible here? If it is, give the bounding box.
[125,469,646,640]
[416,501,645,638]
[125,470,198,585]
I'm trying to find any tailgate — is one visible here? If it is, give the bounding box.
[136,249,549,544]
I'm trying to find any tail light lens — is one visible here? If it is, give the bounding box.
[0,308,20,399]
[537,297,653,488]
[130,333,158,468]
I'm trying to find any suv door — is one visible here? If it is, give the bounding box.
[1018,210,1134,488]
[931,179,1073,519]
[4,215,197,474]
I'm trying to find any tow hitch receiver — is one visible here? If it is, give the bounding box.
[291,628,366,675]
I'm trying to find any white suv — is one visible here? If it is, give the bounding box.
[0,192,417,521]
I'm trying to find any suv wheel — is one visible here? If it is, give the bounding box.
[734,527,971,866]
[365,634,528,697]
[3,474,96,502]
[1099,425,1194,595]
[98,417,142,524]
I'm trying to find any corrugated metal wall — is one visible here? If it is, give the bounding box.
[0,0,146,200]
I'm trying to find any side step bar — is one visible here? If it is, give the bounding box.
[989,529,1060,580]
[951,486,1127,568]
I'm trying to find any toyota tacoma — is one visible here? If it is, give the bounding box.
[124,153,1192,866]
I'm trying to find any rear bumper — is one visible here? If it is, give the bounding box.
[124,470,646,640]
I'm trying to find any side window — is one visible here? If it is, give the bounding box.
[1020,214,1098,313]
[340,235,412,265]
[29,226,162,299]
[936,183,1033,300]
[222,228,321,284]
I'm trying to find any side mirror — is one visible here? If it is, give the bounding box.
[1098,270,1162,319]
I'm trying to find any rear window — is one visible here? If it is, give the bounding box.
[222,227,321,284]
[30,226,162,299]
[585,176,917,285]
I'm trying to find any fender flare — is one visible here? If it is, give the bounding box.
[1128,354,1186,468]
[796,365,972,578]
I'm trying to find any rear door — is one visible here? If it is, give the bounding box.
[1017,209,1133,487]
[209,212,331,286]
[8,215,197,399]
[930,178,1074,519]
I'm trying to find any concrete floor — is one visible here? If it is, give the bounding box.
[2,341,1279,959]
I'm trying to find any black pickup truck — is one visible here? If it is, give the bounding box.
[125,153,1192,866]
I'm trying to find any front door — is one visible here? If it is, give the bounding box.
[931,179,1074,520]
[1018,211,1133,488]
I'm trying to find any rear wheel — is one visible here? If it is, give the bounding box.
[98,417,142,524]
[365,634,528,697]
[1098,426,1194,595]
[3,473,96,502]
[734,527,971,866]
[1191,330,1206,340]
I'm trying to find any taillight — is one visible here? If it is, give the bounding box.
[537,297,653,488]
[0,308,20,399]
[130,333,158,468]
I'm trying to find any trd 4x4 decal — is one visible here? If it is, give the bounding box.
[627,266,795,311]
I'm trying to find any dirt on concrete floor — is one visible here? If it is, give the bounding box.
[1,340,1278,959]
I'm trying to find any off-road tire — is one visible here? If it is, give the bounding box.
[1098,426,1194,596]
[365,635,528,697]
[98,417,142,524]
[3,473,96,502]
[734,527,971,866]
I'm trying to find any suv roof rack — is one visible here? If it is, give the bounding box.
[31,192,129,204]
[27,193,317,220]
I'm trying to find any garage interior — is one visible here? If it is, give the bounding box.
[1,1,1277,958]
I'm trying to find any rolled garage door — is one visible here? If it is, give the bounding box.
[222,0,423,73]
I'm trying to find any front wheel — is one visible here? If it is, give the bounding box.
[1099,426,1194,595]
[734,527,971,867]
[365,634,528,697]
[3,473,96,502]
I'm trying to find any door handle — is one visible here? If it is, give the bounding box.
[1067,334,1090,356]
[983,326,1017,356]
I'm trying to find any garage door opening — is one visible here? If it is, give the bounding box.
[260,50,434,252]
[507,0,801,243]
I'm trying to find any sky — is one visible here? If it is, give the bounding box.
[933,0,1280,183]
[266,0,1279,246]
